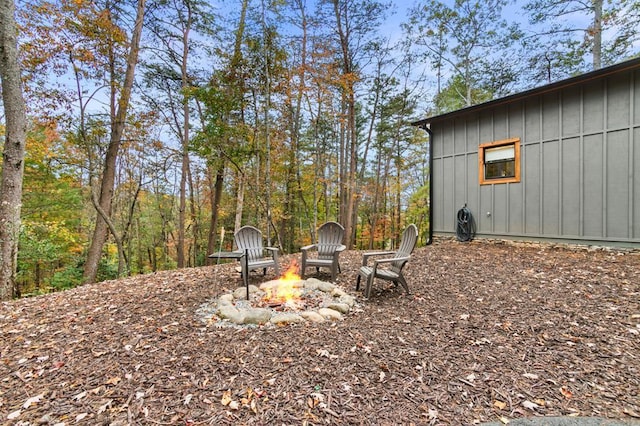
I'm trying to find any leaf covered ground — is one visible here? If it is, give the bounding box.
[1,239,639,425]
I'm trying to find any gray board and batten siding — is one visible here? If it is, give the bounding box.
[413,57,640,248]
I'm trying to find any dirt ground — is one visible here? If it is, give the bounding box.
[1,238,639,425]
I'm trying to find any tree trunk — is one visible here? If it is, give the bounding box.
[177,3,192,268]
[206,163,225,263]
[0,0,27,300]
[592,0,603,69]
[83,0,146,283]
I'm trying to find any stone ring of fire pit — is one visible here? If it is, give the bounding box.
[196,277,359,328]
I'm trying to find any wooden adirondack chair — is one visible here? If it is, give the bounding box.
[356,224,418,298]
[234,225,280,280]
[300,221,346,281]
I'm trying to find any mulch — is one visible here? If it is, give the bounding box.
[1,238,639,425]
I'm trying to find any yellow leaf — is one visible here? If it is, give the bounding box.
[221,390,232,406]
[493,400,507,410]
[105,377,121,385]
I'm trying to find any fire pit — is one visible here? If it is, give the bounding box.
[196,263,359,327]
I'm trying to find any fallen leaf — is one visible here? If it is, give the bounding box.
[23,394,44,409]
[228,400,240,410]
[317,349,330,358]
[97,399,112,414]
[498,416,510,424]
[522,373,539,380]
[221,390,233,406]
[73,391,87,401]
[105,376,121,385]
[76,412,88,422]
[379,371,386,382]
[426,408,438,420]
[522,400,539,410]
[493,400,507,410]
[560,387,573,399]
[7,410,21,420]
[184,394,193,405]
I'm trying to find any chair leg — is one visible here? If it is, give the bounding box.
[365,274,375,299]
[355,274,361,291]
[397,276,410,294]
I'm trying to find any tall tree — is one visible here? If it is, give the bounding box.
[524,0,639,72]
[143,0,216,268]
[0,0,27,299]
[83,0,146,283]
[321,0,388,248]
[406,0,521,111]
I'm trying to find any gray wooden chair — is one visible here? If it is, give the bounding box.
[356,224,418,298]
[300,221,346,281]
[234,225,280,280]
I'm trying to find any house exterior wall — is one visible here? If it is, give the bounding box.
[431,67,640,246]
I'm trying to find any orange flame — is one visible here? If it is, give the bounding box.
[264,261,302,304]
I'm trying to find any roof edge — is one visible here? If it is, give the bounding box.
[411,56,640,128]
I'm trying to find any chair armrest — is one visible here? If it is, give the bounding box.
[264,246,279,253]
[335,245,347,253]
[361,250,395,266]
[300,244,317,252]
[372,255,410,266]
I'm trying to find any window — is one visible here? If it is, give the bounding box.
[478,138,521,185]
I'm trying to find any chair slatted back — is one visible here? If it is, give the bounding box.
[391,224,418,273]
[234,226,264,262]
[317,221,345,260]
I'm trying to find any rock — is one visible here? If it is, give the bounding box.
[217,294,234,307]
[316,281,336,293]
[326,303,350,314]
[331,287,347,297]
[300,311,325,323]
[270,313,305,325]
[339,294,356,306]
[217,306,245,324]
[318,308,342,321]
[233,287,251,299]
[243,308,273,325]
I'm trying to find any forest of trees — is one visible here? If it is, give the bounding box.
[1,0,638,298]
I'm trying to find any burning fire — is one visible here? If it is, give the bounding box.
[262,261,303,305]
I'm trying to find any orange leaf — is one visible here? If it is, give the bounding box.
[560,387,573,399]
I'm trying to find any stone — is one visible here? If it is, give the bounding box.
[217,294,234,307]
[318,308,342,321]
[217,306,245,324]
[339,294,356,307]
[331,287,347,297]
[325,303,350,314]
[316,281,336,293]
[242,308,273,325]
[270,313,305,325]
[300,311,325,323]
[233,287,253,299]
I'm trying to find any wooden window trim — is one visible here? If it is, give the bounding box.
[478,137,521,185]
